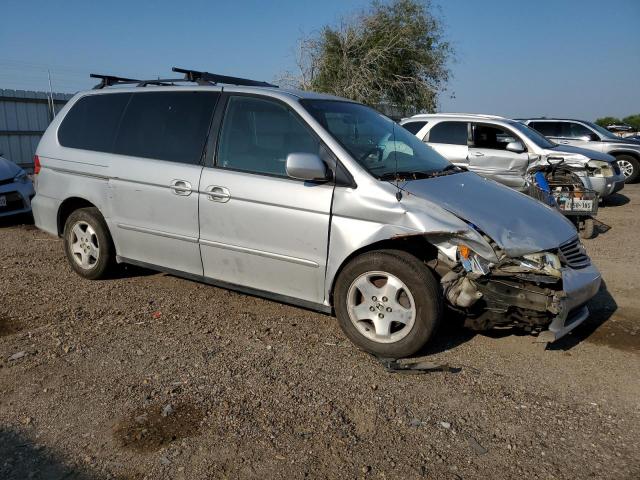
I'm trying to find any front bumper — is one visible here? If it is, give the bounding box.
[0,180,35,218]
[588,173,625,198]
[537,264,602,343]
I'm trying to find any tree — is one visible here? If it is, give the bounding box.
[622,114,640,131]
[595,116,621,128]
[279,0,453,115]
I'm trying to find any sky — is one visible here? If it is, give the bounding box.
[1,0,638,120]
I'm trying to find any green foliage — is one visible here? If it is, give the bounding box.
[595,116,621,128]
[622,114,640,131]
[284,0,453,115]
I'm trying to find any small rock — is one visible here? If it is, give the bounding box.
[409,419,422,427]
[439,421,451,429]
[8,351,27,361]
[266,345,272,351]
[159,456,171,466]
[162,404,174,417]
[362,465,371,474]
[136,349,144,356]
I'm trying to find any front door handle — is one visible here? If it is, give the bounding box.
[471,151,484,157]
[205,185,231,203]
[558,140,570,145]
[170,179,192,196]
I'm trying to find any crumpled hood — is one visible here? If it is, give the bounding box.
[546,145,616,163]
[400,172,577,257]
[0,156,21,181]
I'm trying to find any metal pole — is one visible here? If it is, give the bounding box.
[47,69,55,120]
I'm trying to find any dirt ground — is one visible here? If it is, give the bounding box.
[1,185,639,480]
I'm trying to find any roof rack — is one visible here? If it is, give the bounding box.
[90,68,277,89]
[172,67,276,87]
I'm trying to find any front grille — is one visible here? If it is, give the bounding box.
[0,191,25,214]
[558,236,590,269]
[613,162,621,175]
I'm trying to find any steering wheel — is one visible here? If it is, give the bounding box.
[359,145,383,162]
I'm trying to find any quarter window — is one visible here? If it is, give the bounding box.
[428,121,468,145]
[217,96,320,177]
[58,93,131,152]
[402,121,428,135]
[113,92,219,165]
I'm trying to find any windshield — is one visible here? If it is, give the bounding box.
[508,121,557,149]
[301,100,452,179]
[584,121,619,140]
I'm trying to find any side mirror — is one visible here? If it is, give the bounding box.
[286,153,330,181]
[505,141,525,153]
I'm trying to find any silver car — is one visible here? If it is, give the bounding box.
[401,114,625,197]
[0,155,35,218]
[32,70,601,357]
[520,118,640,183]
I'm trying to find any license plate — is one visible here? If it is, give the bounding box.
[0,196,6,207]
[569,199,593,212]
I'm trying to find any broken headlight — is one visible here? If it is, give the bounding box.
[457,245,491,275]
[587,160,614,178]
[518,252,562,277]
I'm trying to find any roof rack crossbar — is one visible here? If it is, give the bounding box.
[90,73,141,89]
[172,67,277,88]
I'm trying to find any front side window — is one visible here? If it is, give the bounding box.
[529,121,560,137]
[217,96,320,177]
[402,121,428,135]
[472,124,519,150]
[302,100,451,180]
[58,93,131,152]
[428,121,469,145]
[113,91,219,165]
[559,122,594,139]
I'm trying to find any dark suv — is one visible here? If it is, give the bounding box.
[520,118,640,183]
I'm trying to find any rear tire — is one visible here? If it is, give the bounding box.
[616,154,639,183]
[334,250,442,358]
[63,207,115,280]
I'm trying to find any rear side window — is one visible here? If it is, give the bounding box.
[402,121,428,135]
[113,92,219,164]
[58,93,131,152]
[529,121,559,137]
[217,95,320,177]
[428,121,468,145]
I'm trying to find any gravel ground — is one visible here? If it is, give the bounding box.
[1,185,639,479]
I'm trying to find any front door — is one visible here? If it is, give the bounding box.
[467,123,530,188]
[198,95,334,304]
[109,90,220,275]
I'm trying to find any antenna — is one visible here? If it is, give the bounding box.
[392,121,402,201]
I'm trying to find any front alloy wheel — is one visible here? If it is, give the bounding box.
[334,250,442,358]
[616,154,639,183]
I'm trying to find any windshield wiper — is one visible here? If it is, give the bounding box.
[379,164,463,181]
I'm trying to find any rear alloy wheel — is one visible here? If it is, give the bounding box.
[63,207,115,280]
[334,250,442,358]
[616,154,639,183]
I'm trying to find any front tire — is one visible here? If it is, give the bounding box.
[334,250,442,358]
[63,207,115,280]
[616,154,639,183]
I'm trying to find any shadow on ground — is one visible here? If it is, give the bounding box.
[0,212,34,228]
[602,193,629,207]
[0,427,103,480]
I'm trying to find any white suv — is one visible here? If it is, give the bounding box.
[401,114,625,197]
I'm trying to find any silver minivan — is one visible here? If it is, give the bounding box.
[32,69,602,357]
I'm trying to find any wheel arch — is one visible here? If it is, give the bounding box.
[328,235,439,308]
[610,149,640,161]
[57,197,100,236]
